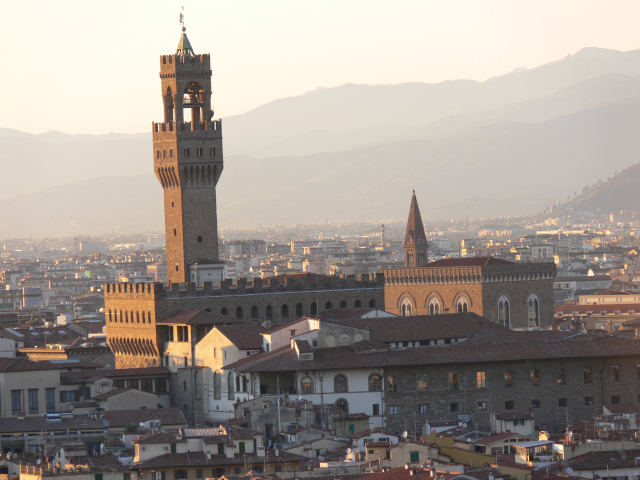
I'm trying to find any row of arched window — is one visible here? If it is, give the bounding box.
[107,309,153,324]
[298,372,384,395]
[215,299,377,320]
[400,294,540,327]
[213,371,249,399]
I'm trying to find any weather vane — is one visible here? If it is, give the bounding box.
[180,6,186,32]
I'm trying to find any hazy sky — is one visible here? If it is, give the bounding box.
[1,1,639,135]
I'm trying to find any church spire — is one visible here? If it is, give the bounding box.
[404,190,428,267]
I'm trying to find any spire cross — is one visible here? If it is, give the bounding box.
[180,6,186,32]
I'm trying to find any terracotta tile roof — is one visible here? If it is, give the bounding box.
[61,367,171,384]
[604,402,638,415]
[555,275,612,282]
[0,415,104,434]
[262,318,312,335]
[158,310,239,326]
[216,324,265,350]
[425,257,516,268]
[326,313,503,343]
[133,431,184,444]
[134,450,306,469]
[203,435,235,446]
[92,388,134,401]
[228,329,640,373]
[0,357,63,372]
[357,467,435,480]
[555,303,640,314]
[296,340,313,353]
[569,449,640,470]
[67,453,124,469]
[103,408,186,429]
[318,308,379,321]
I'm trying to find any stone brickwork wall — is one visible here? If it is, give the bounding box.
[384,263,556,328]
[171,367,207,427]
[384,355,638,432]
[105,274,384,369]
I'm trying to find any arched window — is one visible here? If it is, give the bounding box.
[221,307,228,316]
[325,301,332,310]
[457,298,468,313]
[108,309,112,322]
[148,311,152,324]
[125,311,129,323]
[142,311,146,324]
[368,373,382,392]
[369,299,376,308]
[235,307,243,320]
[266,305,273,320]
[339,301,347,308]
[228,372,235,399]
[401,298,413,316]
[236,375,241,393]
[528,295,540,328]
[296,303,303,318]
[311,302,318,316]
[250,306,258,320]
[136,311,140,323]
[498,295,510,328]
[281,304,289,318]
[355,300,362,308]
[301,377,313,394]
[428,298,440,315]
[336,398,349,414]
[334,374,348,393]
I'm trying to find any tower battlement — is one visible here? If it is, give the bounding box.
[152,120,222,140]
[160,53,211,70]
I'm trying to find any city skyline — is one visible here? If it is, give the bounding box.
[1,1,639,135]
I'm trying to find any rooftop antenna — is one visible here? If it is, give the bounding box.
[180,5,186,31]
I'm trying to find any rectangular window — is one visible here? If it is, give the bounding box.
[46,388,56,413]
[113,380,125,389]
[418,404,428,414]
[372,404,380,416]
[558,398,567,407]
[610,365,619,382]
[196,469,204,479]
[170,149,173,158]
[28,389,38,415]
[448,372,458,390]
[210,147,216,156]
[514,419,525,426]
[529,369,539,386]
[450,402,459,413]
[389,405,399,415]
[11,390,21,415]
[416,374,428,391]
[557,368,566,385]
[218,443,224,455]
[531,399,540,409]
[239,442,245,454]
[163,150,167,158]
[197,147,203,157]
[611,395,621,404]
[184,148,190,157]
[410,451,419,463]
[156,150,160,159]
[387,375,398,393]
[476,371,486,389]
[155,378,167,393]
[504,370,513,388]
[585,397,594,406]
[478,401,487,411]
[584,367,593,384]
[140,379,153,393]
[174,470,187,480]
[505,400,514,410]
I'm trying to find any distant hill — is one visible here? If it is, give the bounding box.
[563,163,640,215]
[1,47,640,236]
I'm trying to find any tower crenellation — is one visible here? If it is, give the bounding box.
[153,30,224,285]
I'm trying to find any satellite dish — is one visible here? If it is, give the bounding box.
[402,431,408,438]
[346,448,351,454]
[567,431,573,438]
[567,468,574,475]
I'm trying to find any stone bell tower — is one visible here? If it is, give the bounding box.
[153,28,224,285]
[404,190,428,267]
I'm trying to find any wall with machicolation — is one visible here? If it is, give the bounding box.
[105,274,385,369]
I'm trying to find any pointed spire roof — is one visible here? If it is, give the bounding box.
[176,28,195,58]
[404,190,427,247]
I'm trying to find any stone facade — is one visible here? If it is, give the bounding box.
[384,258,556,328]
[153,33,224,285]
[105,274,384,369]
[383,355,638,432]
